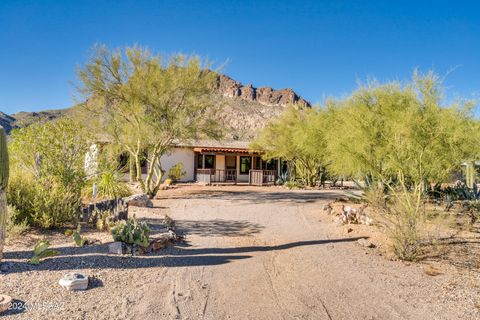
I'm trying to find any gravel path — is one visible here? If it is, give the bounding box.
[1,185,479,319]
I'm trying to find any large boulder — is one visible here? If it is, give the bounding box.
[59,273,89,291]
[124,194,153,208]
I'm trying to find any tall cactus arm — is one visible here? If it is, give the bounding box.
[0,126,8,191]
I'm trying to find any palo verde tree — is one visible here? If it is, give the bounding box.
[251,107,329,187]
[77,45,222,197]
[325,71,480,190]
[325,71,480,260]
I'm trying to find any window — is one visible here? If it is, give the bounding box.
[196,154,203,169]
[240,156,252,174]
[204,155,215,169]
[255,157,261,170]
[266,159,277,171]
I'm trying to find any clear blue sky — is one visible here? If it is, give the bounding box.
[1,0,479,114]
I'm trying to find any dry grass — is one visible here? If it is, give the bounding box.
[423,264,442,276]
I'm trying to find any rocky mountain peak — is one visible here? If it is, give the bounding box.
[0,112,16,133]
[1,73,311,139]
[216,74,311,109]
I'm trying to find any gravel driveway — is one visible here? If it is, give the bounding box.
[1,185,479,319]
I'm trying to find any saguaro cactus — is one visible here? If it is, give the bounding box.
[0,125,9,263]
[466,161,476,189]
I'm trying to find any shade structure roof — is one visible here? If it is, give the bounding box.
[193,146,260,154]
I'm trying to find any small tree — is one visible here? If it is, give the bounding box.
[251,107,328,187]
[77,45,222,197]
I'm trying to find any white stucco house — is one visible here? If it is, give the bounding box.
[159,140,281,185]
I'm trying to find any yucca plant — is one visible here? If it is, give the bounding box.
[98,169,131,198]
[84,169,131,200]
[0,125,9,263]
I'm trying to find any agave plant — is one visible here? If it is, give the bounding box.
[440,182,480,204]
[276,171,289,185]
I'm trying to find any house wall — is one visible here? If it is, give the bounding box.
[160,147,195,182]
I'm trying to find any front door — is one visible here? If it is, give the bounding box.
[225,155,237,181]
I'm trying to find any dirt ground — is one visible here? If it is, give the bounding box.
[1,185,479,320]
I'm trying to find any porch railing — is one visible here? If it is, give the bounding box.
[249,170,277,186]
[197,169,277,185]
[197,169,237,184]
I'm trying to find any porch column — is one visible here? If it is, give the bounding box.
[236,155,240,184]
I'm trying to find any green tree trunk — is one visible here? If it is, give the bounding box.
[129,156,137,182]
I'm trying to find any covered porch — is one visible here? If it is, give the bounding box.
[194,146,280,186]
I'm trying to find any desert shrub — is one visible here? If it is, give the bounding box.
[6,206,29,239]
[167,162,186,182]
[284,180,302,189]
[462,200,480,224]
[7,172,81,228]
[43,181,79,227]
[7,119,88,228]
[363,185,389,210]
[6,171,36,224]
[369,175,429,261]
[34,181,82,228]
[111,217,151,247]
[385,191,425,261]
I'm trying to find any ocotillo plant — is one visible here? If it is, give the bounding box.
[0,125,9,263]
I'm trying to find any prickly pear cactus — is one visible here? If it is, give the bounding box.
[0,125,9,263]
